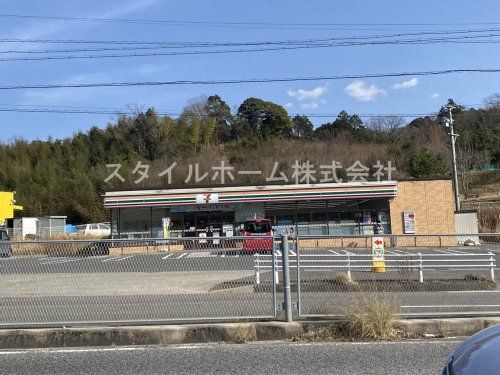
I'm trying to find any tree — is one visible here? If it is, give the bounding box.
[408,148,446,178]
[204,95,233,142]
[483,93,500,108]
[235,98,292,139]
[291,115,314,139]
[456,136,476,198]
[314,110,364,140]
[366,116,405,143]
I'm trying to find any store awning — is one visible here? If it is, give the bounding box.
[103,181,398,209]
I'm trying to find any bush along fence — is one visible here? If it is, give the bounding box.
[0,233,498,327]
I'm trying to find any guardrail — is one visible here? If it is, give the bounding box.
[254,252,496,284]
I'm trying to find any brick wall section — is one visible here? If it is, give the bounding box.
[389,180,456,235]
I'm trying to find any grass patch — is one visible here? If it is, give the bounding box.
[342,293,399,340]
[233,323,254,344]
[478,206,500,235]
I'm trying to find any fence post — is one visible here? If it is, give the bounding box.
[418,252,424,283]
[296,234,302,317]
[254,253,260,285]
[281,234,292,322]
[489,252,495,281]
[347,252,352,281]
[274,246,280,285]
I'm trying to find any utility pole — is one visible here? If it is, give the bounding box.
[439,99,460,212]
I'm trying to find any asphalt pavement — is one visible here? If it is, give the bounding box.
[0,340,461,375]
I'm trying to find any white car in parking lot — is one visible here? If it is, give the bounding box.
[75,223,111,238]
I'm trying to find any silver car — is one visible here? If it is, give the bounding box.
[443,324,500,374]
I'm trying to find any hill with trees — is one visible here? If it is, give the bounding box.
[0,94,498,224]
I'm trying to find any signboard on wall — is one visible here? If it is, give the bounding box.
[403,211,416,234]
[171,203,234,212]
[196,193,219,204]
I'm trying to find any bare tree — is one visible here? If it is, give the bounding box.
[456,137,476,199]
[483,93,500,108]
[366,116,405,142]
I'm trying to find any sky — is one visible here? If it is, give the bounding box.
[0,0,499,141]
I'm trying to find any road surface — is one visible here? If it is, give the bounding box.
[0,340,460,374]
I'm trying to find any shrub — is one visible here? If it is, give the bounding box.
[342,293,399,340]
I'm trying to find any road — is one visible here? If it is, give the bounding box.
[0,245,498,326]
[0,340,460,374]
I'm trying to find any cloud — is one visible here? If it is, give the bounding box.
[287,85,328,101]
[431,92,440,99]
[300,102,319,109]
[392,77,419,90]
[2,0,160,43]
[344,81,386,102]
[135,63,170,76]
[285,102,293,108]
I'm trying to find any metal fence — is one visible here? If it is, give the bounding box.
[293,234,499,318]
[0,236,277,328]
[0,233,498,327]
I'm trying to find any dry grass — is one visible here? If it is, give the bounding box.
[333,272,358,286]
[478,207,500,233]
[233,324,254,344]
[342,293,400,341]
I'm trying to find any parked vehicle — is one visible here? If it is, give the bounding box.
[0,229,12,257]
[242,218,273,252]
[442,324,500,374]
[75,223,111,238]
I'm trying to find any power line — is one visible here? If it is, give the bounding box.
[1,33,498,58]
[0,13,499,30]
[0,68,498,90]
[3,107,499,119]
[0,107,438,118]
[1,28,498,46]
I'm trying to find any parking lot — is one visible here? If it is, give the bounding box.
[0,242,498,326]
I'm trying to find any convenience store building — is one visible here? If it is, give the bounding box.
[103,179,456,239]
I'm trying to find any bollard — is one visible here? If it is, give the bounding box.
[489,252,495,281]
[418,252,424,283]
[254,253,260,285]
[281,234,292,322]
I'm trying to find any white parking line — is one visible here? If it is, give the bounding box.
[102,255,134,262]
[276,250,282,256]
[162,253,174,259]
[39,258,80,265]
[443,249,472,254]
[289,250,296,256]
[388,249,406,254]
[328,250,340,255]
[341,250,354,255]
[174,253,188,259]
[433,249,456,254]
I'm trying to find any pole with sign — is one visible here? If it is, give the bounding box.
[371,236,386,273]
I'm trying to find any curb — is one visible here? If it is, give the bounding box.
[0,318,498,349]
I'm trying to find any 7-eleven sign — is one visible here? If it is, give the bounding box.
[371,236,386,272]
[372,237,385,259]
[196,193,219,204]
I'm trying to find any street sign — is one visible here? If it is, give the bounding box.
[403,211,416,234]
[371,236,385,272]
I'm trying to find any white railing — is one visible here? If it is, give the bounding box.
[254,252,496,284]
